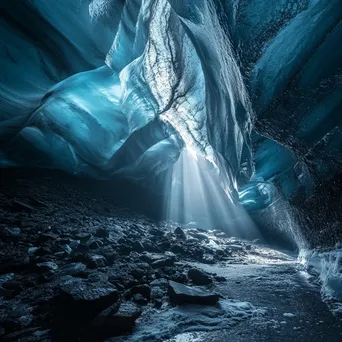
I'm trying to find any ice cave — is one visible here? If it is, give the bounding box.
[0,0,342,341]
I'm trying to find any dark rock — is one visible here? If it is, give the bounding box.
[10,200,35,212]
[174,227,186,240]
[95,227,110,238]
[0,287,14,297]
[0,273,15,286]
[89,240,103,250]
[149,228,164,237]
[2,327,40,342]
[92,301,141,335]
[61,244,73,255]
[131,241,144,253]
[2,280,23,294]
[150,287,165,303]
[2,314,34,333]
[38,232,58,243]
[69,240,80,249]
[36,262,58,273]
[168,280,220,305]
[215,275,227,282]
[157,240,171,250]
[129,263,152,279]
[118,244,132,255]
[142,242,162,253]
[133,293,148,305]
[129,284,151,299]
[75,232,92,242]
[58,279,119,316]
[1,227,21,239]
[191,233,209,241]
[151,258,175,269]
[60,262,87,276]
[35,247,51,256]
[27,247,38,255]
[150,278,169,288]
[188,268,212,285]
[86,254,107,269]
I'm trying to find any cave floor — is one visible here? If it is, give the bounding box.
[0,169,341,342]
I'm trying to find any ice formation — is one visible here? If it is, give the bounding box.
[1,0,342,220]
[0,0,252,202]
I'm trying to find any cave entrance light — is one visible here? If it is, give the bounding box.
[164,148,261,239]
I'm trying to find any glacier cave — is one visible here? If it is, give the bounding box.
[1,0,342,341]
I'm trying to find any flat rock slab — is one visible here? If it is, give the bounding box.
[58,279,119,316]
[168,280,220,305]
[93,301,141,336]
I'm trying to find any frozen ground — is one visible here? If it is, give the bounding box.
[113,244,342,342]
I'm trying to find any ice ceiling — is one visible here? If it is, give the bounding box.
[1,0,342,212]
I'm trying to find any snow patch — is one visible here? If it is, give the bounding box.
[299,245,342,314]
[123,299,265,341]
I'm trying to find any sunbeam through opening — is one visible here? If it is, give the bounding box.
[164,148,261,239]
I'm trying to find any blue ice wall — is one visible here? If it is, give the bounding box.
[0,0,252,199]
[224,0,342,209]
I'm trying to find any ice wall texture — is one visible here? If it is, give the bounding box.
[0,0,253,200]
[224,0,342,209]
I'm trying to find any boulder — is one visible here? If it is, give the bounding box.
[188,268,212,285]
[58,279,119,317]
[168,281,220,305]
[92,301,141,335]
[174,227,186,240]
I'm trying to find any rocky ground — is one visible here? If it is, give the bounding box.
[0,169,341,342]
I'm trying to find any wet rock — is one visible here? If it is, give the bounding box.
[2,327,40,342]
[117,244,132,255]
[157,240,171,250]
[150,278,169,288]
[58,278,120,316]
[74,232,92,242]
[168,281,220,305]
[188,268,212,285]
[92,301,142,336]
[228,244,245,252]
[95,227,110,238]
[86,254,107,269]
[1,227,21,239]
[61,244,73,255]
[129,263,152,279]
[129,284,151,299]
[36,262,58,273]
[131,241,144,253]
[89,240,103,250]
[191,233,209,241]
[0,273,15,286]
[151,257,175,269]
[133,293,148,305]
[201,254,215,264]
[2,314,34,333]
[27,247,39,255]
[215,275,227,282]
[174,227,186,240]
[149,228,165,237]
[60,262,87,276]
[69,239,80,249]
[150,287,165,305]
[142,241,162,253]
[38,232,57,243]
